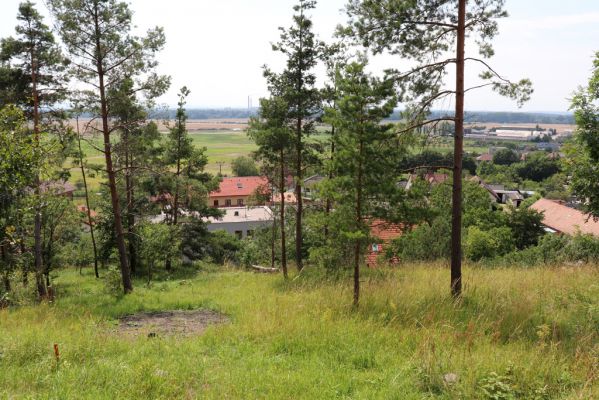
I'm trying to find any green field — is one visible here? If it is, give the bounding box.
[0,264,597,399]
[66,130,257,195]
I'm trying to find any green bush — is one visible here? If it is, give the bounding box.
[464,226,514,262]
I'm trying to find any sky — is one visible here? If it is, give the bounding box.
[0,0,598,112]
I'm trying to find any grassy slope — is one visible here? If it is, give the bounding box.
[0,265,597,399]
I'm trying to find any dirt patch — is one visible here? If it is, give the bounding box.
[118,310,229,337]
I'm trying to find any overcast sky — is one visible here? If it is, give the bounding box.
[1,0,598,112]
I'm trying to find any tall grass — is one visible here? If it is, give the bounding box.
[0,263,597,399]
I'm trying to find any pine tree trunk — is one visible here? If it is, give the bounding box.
[450,0,467,299]
[30,42,46,299]
[280,149,288,279]
[324,126,335,240]
[354,140,364,308]
[94,11,132,294]
[295,118,303,271]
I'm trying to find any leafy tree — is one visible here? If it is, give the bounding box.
[0,106,36,292]
[248,97,294,278]
[566,52,599,218]
[231,156,259,177]
[49,0,170,293]
[506,206,545,250]
[493,149,520,166]
[320,60,399,307]
[515,152,560,182]
[266,0,324,271]
[139,222,180,283]
[345,0,532,297]
[1,1,70,298]
[464,226,514,261]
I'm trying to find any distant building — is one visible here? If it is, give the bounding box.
[209,176,269,208]
[367,220,403,267]
[39,181,75,200]
[406,173,449,190]
[205,206,274,239]
[302,175,325,199]
[530,199,599,236]
[476,153,493,162]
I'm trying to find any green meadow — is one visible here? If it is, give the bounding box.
[0,264,597,399]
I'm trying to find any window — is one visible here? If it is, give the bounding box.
[225,199,232,207]
[237,199,244,206]
[234,230,243,239]
[234,211,240,217]
[213,200,219,207]
[372,244,380,253]
[247,230,254,237]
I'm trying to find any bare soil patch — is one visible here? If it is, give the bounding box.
[118,310,229,337]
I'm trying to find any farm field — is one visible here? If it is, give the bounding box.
[0,264,597,399]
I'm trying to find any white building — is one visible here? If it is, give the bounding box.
[205,206,273,239]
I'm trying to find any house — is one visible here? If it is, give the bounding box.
[476,153,493,162]
[470,176,501,202]
[209,176,270,208]
[270,191,297,205]
[494,190,524,207]
[205,206,274,239]
[406,173,449,190]
[302,175,325,198]
[367,220,403,267]
[530,199,599,236]
[39,181,75,200]
[470,177,524,207]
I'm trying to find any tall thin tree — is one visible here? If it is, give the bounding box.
[267,0,324,271]
[1,1,69,298]
[345,0,532,297]
[50,0,170,293]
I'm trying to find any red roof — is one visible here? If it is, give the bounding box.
[210,176,269,198]
[367,220,403,267]
[370,220,403,241]
[530,199,599,236]
[477,153,493,162]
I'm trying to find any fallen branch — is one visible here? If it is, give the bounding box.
[250,265,280,274]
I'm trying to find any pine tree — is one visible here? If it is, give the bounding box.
[249,97,294,279]
[1,1,69,298]
[322,60,399,306]
[49,0,170,293]
[266,0,324,271]
[345,0,532,297]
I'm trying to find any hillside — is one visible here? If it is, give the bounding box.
[1,264,597,399]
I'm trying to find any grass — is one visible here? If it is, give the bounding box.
[1,263,597,399]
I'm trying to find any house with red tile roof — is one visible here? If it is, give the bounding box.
[209,176,270,208]
[366,220,403,267]
[476,153,493,162]
[530,199,599,236]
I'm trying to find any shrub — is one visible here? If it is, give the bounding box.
[464,226,514,262]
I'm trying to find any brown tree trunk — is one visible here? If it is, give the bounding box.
[324,126,335,240]
[295,118,303,272]
[450,0,467,299]
[94,11,132,294]
[354,140,364,308]
[124,130,138,275]
[280,149,288,279]
[1,245,10,292]
[29,39,46,299]
[76,118,99,278]
[166,117,183,272]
